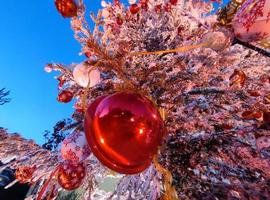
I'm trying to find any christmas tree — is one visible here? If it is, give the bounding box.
[2,0,270,199]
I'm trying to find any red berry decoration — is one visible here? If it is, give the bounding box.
[84,92,164,174]
[55,0,78,18]
[57,90,73,103]
[130,4,140,14]
[57,162,86,190]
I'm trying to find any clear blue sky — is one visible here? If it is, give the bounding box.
[0,0,226,145]
[0,0,104,144]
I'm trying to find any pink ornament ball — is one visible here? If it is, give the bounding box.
[61,131,90,163]
[233,0,270,42]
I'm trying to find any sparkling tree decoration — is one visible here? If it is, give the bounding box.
[3,0,270,199]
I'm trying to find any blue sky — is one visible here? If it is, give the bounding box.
[0,0,227,145]
[0,0,103,144]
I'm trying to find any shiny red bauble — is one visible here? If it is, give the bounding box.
[57,162,85,190]
[57,90,73,103]
[169,0,178,5]
[55,0,78,18]
[130,4,140,14]
[84,92,164,174]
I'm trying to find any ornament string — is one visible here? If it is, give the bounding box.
[37,166,59,200]
[129,42,209,56]
[233,38,270,58]
[153,154,178,200]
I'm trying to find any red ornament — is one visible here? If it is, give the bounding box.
[155,4,162,13]
[263,111,270,124]
[116,17,123,25]
[57,162,86,190]
[241,110,262,120]
[169,0,178,5]
[57,90,73,103]
[55,0,78,18]
[130,4,140,14]
[140,0,148,10]
[84,92,164,174]
[15,165,36,183]
[164,3,172,12]
[113,0,120,6]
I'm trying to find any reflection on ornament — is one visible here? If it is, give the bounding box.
[233,0,270,42]
[84,92,164,174]
[61,131,90,163]
[57,162,86,190]
[55,0,78,18]
[73,63,101,88]
[15,165,36,183]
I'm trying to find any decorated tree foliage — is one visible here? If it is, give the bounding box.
[2,0,270,199]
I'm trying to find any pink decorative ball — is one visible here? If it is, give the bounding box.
[232,0,270,42]
[61,131,90,163]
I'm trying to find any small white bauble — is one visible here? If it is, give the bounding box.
[73,62,101,88]
[201,29,233,51]
[61,131,90,163]
[233,0,270,42]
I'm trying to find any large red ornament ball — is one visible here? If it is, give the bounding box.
[84,92,164,174]
[57,162,86,190]
[55,0,78,18]
[232,0,270,42]
[61,131,90,163]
